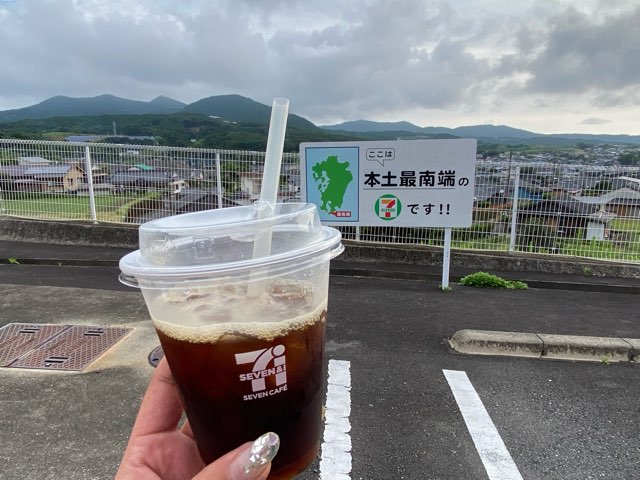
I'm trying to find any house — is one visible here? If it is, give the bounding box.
[616,176,640,191]
[25,165,84,193]
[238,170,299,202]
[17,156,52,166]
[0,165,30,191]
[169,180,190,194]
[517,195,616,244]
[0,164,84,193]
[129,163,154,171]
[108,170,171,192]
[127,189,242,223]
[571,188,640,218]
[550,177,582,195]
[173,191,241,215]
[474,182,548,206]
[283,165,301,194]
[585,210,616,241]
[240,172,263,200]
[64,135,105,142]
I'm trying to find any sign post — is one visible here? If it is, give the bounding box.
[300,139,477,290]
[442,227,452,289]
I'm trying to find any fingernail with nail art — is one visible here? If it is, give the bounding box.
[242,432,280,476]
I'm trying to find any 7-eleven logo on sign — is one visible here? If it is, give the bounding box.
[374,194,402,221]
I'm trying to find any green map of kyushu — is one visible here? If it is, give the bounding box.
[311,155,353,213]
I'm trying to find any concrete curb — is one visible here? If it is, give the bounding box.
[0,217,138,248]
[2,217,639,294]
[1,258,639,294]
[341,241,640,280]
[449,329,639,363]
[2,258,639,294]
[0,258,120,267]
[331,265,640,295]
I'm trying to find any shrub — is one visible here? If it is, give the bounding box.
[459,272,528,290]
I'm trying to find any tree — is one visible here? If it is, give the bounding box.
[618,152,640,166]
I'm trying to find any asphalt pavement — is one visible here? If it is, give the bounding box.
[0,240,638,479]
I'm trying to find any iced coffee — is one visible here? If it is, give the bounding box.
[120,203,342,479]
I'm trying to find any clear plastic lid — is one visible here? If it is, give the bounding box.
[119,203,343,286]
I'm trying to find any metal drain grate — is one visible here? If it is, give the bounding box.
[0,323,71,366]
[148,345,164,367]
[3,325,132,371]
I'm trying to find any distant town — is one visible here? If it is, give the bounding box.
[478,143,640,167]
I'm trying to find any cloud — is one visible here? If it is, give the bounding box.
[251,1,493,121]
[521,6,640,95]
[0,0,271,102]
[580,117,610,125]
[0,0,498,119]
[590,90,640,108]
[0,0,638,134]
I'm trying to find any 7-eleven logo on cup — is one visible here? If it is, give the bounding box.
[235,346,288,401]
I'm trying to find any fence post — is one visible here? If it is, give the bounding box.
[508,166,521,252]
[215,152,223,209]
[84,146,98,223]
[355,226,361,241]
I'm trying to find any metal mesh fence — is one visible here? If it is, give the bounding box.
[1,139,639,263]
[0,139,298,223]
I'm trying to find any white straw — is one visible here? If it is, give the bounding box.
[257,97,289,220]
[248,97,289,295]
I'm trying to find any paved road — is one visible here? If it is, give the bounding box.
[0,264,638,479]
[326,275,640,480]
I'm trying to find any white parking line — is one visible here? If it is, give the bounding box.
[320,359,352,480]
[443,369,523,480]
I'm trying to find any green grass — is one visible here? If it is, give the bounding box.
[41,131,83,141]
[452,232,510,251]
[611,218,640,233]
[560,238,640,262]
[0,193,139,222]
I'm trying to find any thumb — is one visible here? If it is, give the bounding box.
[193,432,280,480]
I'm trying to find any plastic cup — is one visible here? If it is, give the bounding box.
[119,203,343,479]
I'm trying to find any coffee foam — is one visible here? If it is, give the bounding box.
[153,301,327,344]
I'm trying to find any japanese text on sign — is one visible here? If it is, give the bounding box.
[363,170,470,188]
[366,148,395,166]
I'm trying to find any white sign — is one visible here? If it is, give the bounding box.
[300,139,477,227]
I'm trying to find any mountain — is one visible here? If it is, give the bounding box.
[148,95,187,111]
[322,120,537,138]
[448,124,537,139]
[547,133,640,144]
[0,93,317,130]
[183,94,317,130]
[3,95,640,145]
[321,120,640,145]
[322,119,426,133]
[0,94,187,122]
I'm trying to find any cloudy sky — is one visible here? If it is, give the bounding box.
[1,0,639,134]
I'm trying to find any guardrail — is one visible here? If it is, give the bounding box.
[1,138,639,263]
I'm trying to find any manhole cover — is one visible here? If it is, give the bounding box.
[0,323,71,366]
[148,345,164,367]
[6,325,132,371]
